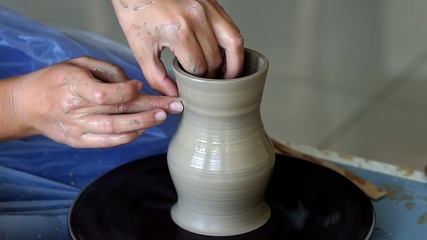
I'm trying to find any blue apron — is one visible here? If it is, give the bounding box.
[0,6,179,240]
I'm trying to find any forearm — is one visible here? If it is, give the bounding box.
[0,76,35,141]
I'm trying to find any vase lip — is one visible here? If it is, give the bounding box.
[172,48,269,83]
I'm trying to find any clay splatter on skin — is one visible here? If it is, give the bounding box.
[185,3,205,25]
[131,24,144,38]
[61,98,85,114]
[202,38,215,56]
[54,120,67,133]
[117,103,125,113]
[186,3,202,11]
[157,23,181,45]
[119,0,129,8]
[185,1,221,70]
[159,23,198,74]
[129,119,140,125]
[133,0,157,11]
[93,67,120,79]
[154,22,198,74]
[129,9,196,74]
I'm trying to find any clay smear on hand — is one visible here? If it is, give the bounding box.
[119,0,129,8]
[93,67,120,79]
[133,0,157,11]
[119,0,157,10]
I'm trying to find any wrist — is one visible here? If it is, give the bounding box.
[0,76,36,141]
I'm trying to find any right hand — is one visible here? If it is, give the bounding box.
[112,0,245,96]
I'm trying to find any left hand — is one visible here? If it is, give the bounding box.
[1,56,183,148]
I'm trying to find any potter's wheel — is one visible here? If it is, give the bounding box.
[68,154,375,240]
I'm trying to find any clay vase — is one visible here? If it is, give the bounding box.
[167,48,275,236]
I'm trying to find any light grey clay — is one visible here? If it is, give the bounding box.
[167,48,275,236]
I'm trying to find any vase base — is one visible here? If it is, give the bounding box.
[170,202,271,236]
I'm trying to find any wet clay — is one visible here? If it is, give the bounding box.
[167,48,275,236]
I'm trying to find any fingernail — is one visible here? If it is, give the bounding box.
[155,111,167,121]
[169,100,183,113]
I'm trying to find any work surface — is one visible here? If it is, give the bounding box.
[1,140,425,240]
[291,143,427,240]
[349,165,426,240]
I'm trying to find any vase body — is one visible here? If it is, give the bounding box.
[167,48,275,236]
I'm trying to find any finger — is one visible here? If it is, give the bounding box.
[137,51,179,97]
[157,22,208,77]
[222,43,244,79]
[185,3,223,78]
[69,56,130,83]
[95,96,184,115]
[78,109,167,134]
[68,69,143,105]
[125,95,184,114]
[206,4,245,79]
[77,131,144,148]
[198,43,222,78]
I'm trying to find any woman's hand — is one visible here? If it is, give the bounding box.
[112,0,244,96]
[0,56,183,148]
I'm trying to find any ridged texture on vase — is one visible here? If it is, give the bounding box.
[167,48,275,236]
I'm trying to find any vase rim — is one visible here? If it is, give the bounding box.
[172,48,269,83]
